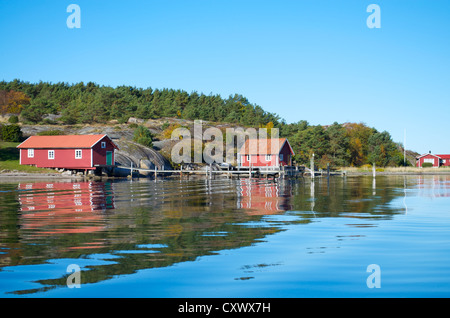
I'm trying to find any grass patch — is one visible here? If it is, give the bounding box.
[0,142,55,173]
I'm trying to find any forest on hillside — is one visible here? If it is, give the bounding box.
[0,79,409,168]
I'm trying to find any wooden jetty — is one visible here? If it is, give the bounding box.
[98,161,346,180]
[112,164,346,179]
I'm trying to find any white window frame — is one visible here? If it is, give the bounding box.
[48,150,55,160]
[101,141,106,148]
[75,149,82,159]
[246,155,250,162]
[28,149,34,158]
[424,158,435,164]
[265,154,272,162]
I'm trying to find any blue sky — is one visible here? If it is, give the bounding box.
[1,0,449,154]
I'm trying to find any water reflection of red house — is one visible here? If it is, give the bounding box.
[18,182,114,239]
[416,175,450,198]
[238,180,291,215]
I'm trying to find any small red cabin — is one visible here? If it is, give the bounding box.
[238,138,295,167]
[416,153,450,168]
[17,134,119,170]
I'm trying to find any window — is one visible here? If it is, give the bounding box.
[101,141,106,148]
[279,154,284,161]
[48,150,55,160]
[424,158,435,164]
[246,155,250,162]
[265,154,272,162]
[28,149,34,158]
[75,149,82,159]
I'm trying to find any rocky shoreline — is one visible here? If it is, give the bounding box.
[2,168,450,182]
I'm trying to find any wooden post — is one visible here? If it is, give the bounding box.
[373,163,376,178]
[131,161,133,180]
[310,154,315,179]
[154,165,157,179]
[327,163,330,178]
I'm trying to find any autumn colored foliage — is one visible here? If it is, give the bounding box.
[0,90,30,115]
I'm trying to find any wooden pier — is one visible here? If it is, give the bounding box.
[100,163,346,180]
[113,165,321,179]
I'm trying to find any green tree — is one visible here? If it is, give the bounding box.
[292,125,330,165]
[20,97,56,123]
[133,126,153,148]
[367,131,397,167]
[326,122,350,166]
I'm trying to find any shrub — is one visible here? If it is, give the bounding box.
[133,126,153,148]
[1,124,23,142]
[161,121,170,130]
[162,123,181,140]
[37,130,64,136]
[41,118,57,125]
[8,115,19,123]
[422,162,433,168]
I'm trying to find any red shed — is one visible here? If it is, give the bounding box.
[238,138,294,167]
[416,153,450,168]
[17,134,118,170]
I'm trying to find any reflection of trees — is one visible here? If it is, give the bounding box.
[0,175,410,295]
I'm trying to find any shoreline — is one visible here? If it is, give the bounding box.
[343,171,450,176]
[1,169,450,182]
[339,167,450,176]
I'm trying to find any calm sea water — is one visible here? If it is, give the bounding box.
[0,175,449,298]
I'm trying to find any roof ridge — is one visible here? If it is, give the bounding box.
[17,134,109,149]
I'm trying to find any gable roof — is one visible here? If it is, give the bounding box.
[17,134,119,149]
[239,138,294,155]
[416,153,442,159]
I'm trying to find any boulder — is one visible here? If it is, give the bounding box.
[113,139,172,177]
[128,117,145,124]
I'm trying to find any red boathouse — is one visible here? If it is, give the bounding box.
[17,134,119,171]
[416,152,450,168]
[238,138,295,167]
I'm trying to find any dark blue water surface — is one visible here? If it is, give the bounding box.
[0,175,449,297]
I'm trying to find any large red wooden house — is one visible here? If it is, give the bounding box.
[238,138,295,168]
[17,134,118,171]
[416,152,450,168]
